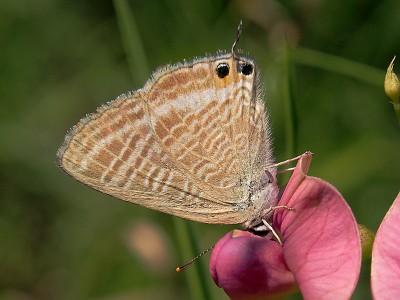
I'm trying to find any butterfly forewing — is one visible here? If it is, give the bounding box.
[57,52,272,225]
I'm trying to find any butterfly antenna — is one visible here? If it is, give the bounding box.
[231,20,243,55]
[176,245,215,272]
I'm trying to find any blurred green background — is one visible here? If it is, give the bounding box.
[1,0,399,299]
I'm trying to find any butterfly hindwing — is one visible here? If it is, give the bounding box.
[57,53,272,225]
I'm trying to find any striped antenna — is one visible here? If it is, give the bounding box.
[176,245,215,272]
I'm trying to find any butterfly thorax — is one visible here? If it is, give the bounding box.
[242,168,279,230]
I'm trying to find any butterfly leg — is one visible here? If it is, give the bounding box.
[266,151,313,173]
[251,205,294,243]
[277,167,295,174]
[261,219,282,244]
[261,205,295,219]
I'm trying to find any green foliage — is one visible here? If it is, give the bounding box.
[1,0,399,299]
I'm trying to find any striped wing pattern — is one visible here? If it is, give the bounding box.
[57,53,271,225]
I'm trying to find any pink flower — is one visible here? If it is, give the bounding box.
[210,153,362,299]
[371,192,400,299]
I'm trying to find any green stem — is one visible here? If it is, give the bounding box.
[283,42,298,162]
[293,47,384,86]
[393,102,400,126]
[113,0,149,86]
[173,219,213,300]
[112,1,212,299]
[295,48,400,127]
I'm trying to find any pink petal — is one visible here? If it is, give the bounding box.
[210,230,298,300]
[273,152,312,226]
[274,153,361,299]
[371,192,400,299]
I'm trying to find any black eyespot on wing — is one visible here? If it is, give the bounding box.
[216,63,230,78]
[239,63,253,76]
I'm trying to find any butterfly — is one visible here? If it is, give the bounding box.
[57,21,279,232]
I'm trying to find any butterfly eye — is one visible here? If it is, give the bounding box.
[216,63,230,78]
[239,63,253,76]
